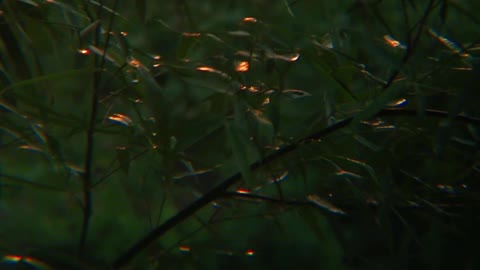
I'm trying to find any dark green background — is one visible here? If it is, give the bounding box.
[0,0,479,269]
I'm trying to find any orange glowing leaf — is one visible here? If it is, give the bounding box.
[383,35,400,48]
[235,61,249,72]
[128,58,142,68]
[236,188,250,194]
[197,66,215,72]
[108,113,133,126]
[242,17,257,23]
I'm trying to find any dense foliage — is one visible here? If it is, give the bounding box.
[1,0,479,269]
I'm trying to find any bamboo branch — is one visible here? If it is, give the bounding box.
[111,115,354,269]
[111,107,480,269]
[79,0,120,257]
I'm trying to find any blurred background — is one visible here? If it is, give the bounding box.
[0,0,479,269]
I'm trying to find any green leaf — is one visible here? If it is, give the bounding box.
[176,34,201,60]
[307,194,346,215]
[336,155,379,185]
[0,68,98,96]
[17,0,39,7]
[354,80,408,124]
[225,121,254,184]
[353,134,381,152]
[247,109,274,147]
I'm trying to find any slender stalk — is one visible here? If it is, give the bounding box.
[79,0,120,257]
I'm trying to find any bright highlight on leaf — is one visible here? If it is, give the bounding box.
[196,66,232,80]
[128,58,142,68]
[242,17,257,23]
[77,49,90,55]
[282,89,311,98]
[428,28,467,57]
[241,85,260,93]
[197,66,215,72]
[266,51,300,62]
[1,255,53,270]
[383,35,406,49]
[179,246,191,253]
[387,98,408,107]
[18,145,43,152]
[245,249,255,256]
[235,61,249,72]
[108,113,133,126]
[268,171,288,184]
[88,45,119,66]
[182,32,201,37]
[307,194,346,215]
[236,188,250,194]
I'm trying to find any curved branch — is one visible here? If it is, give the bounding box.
[380,108,480,126]
[111,116,353,269]
[111,107,480,269]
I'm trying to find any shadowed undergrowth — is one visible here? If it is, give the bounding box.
[0,1,479,269]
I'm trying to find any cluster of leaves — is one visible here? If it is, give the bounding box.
[0,0,479,269]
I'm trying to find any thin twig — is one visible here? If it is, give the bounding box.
[79,0,120,257]
[92,149,149,188]
[379,108,480,126]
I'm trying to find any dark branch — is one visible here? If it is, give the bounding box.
[380,108,480,126]
[111,115,353,269]
[79,0,120,257]
[111,107,480,269]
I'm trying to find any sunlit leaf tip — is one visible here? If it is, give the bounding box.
[242,17,258,23]
[77,49,90,55]
[182,32,201,37]
[383,34,407,49]
[178,246,191,253]
[387,98,408,107]
[236,188,250,194]
[235,61,249,72]
[307,194,346,215]
[108,113,133,127]
[245,249,255,256]
[266,51,300,62]
[1,255,53,270]
[128,58,143,68]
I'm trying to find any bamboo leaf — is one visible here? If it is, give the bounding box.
[225,121,254,184]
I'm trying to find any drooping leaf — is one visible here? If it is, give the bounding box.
[307,194,346,215]
[354,80,408,124]
[281,89,311,99]
[247,109,274,147]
